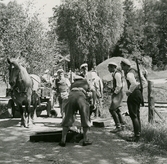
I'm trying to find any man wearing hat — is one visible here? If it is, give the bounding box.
[108,61,125,133]
[80,63,88,78]
[53,68,71,118]
[59,74,96,147]
[121,59,147,142]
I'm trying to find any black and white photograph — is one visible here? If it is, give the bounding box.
[0,0,167,163]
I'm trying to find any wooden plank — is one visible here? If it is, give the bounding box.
[148,80,155,123]
[92,118,111,127]
[29,130,83,143]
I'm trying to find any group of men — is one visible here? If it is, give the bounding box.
[108,59,147,142]
[51,63,102,147]
[51,58,147,147]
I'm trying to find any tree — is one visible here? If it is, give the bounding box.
[115,0,144,59]
[50,0,124,70]
[138,0,167,69]
[0,1,55,77]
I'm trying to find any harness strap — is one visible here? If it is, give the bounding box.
[71,87,87,95]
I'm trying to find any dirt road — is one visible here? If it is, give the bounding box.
[0,116,167,164]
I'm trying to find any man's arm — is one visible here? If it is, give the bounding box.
[126,72,139,94]
[114,72,123,94]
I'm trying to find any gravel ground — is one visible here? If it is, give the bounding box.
[0,114,167,164]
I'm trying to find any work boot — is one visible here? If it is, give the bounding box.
[110,127,122,133]
[126,136,140,143]
[59,141,66,147]
[82,140,93,146]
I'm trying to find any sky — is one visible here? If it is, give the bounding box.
[0,0,61,27]
[0,0,142,28]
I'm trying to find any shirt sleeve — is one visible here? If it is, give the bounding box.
[114,72,122,94]
[126,72,139,93]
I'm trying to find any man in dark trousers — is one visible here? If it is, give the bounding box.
[108,62,125,133]
[121,59,147,142]
[59,75,96,147]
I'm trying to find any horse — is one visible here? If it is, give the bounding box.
[7,58,40,128]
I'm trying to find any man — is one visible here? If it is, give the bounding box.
[108,62,125,133]
[80,63,88,78]
[79,63,97,113]
[42,69,52,87]
[53,69,71,118]
[121,59,147,142]
[59,75,96,147]
[90,71,103,117]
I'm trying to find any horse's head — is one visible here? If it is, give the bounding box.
[7,58,20,88]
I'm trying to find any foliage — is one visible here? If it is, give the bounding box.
[141,122,167,150]
[112,0,167,70]
[0,1,55,78]
[113,0,145,60]
[134,0,167,69]
[50,0,124,70]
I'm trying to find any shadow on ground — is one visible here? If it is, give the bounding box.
[0,118,167,164]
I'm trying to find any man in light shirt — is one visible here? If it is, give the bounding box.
[121,59,147,142]
[80,63,88,78]
[108,62,125,133]
[53,69,71,118]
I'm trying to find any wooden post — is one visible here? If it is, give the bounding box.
[148,80,155,123]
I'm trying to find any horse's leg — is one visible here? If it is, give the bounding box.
[7,99,15,118]
[31,91,40,124]
[26,100,33,128]
[32,101,37,124]
[18,104,25,127]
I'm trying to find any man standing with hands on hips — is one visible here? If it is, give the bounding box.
[121,59,147,142]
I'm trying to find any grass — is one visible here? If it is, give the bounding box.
[141,122,167,149]
[103,80,167,154]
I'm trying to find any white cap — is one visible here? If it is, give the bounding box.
[121,59,131,66]
[80,63,88,69]
[108,62,118,67]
